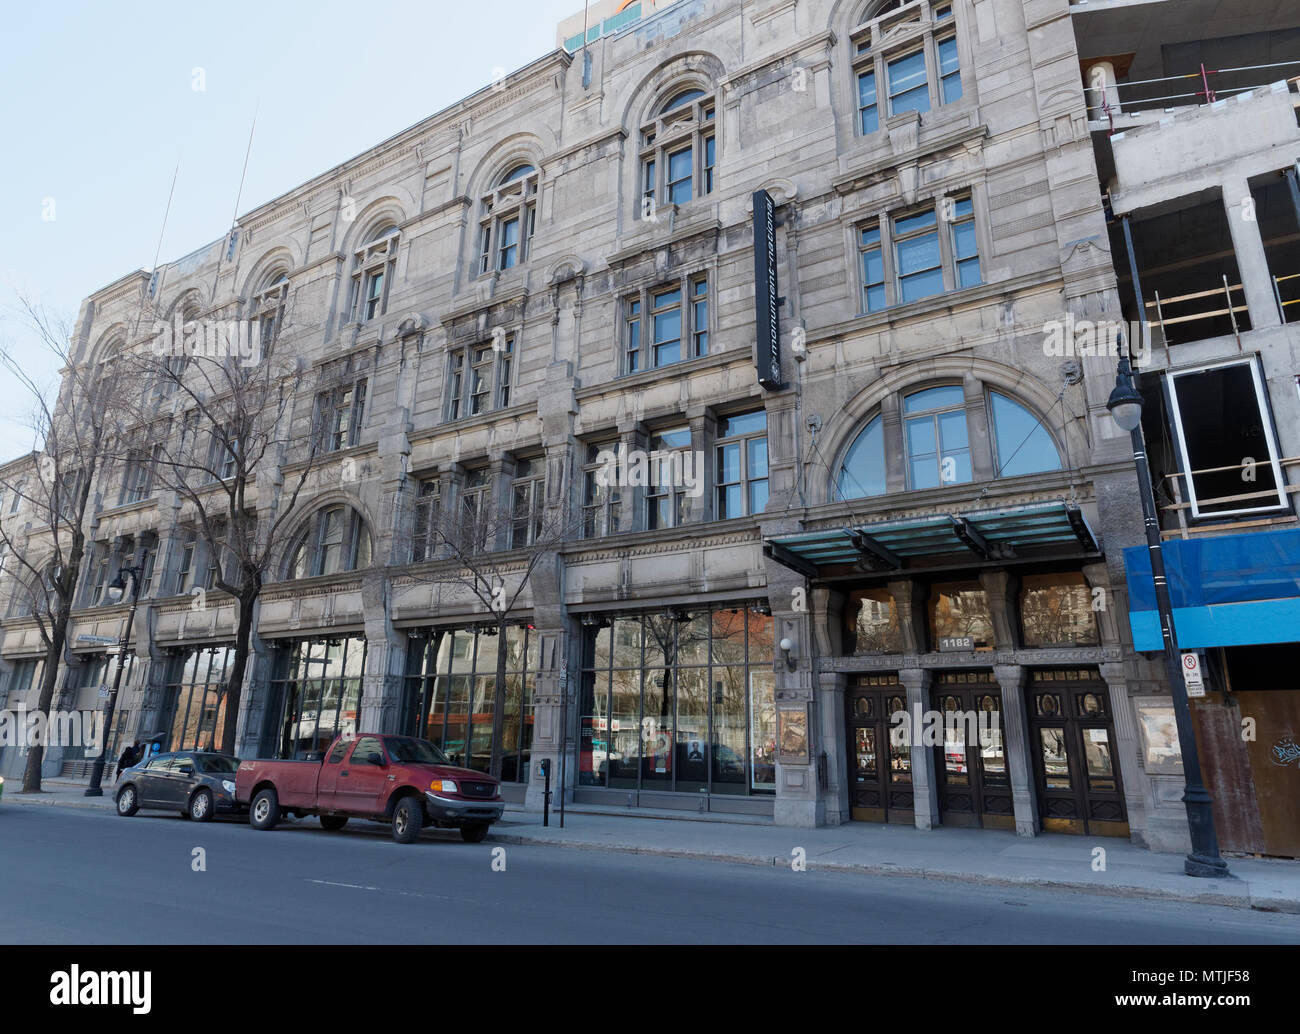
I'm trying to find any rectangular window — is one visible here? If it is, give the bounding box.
[715,410,768,519]
[448,351,465,420]
[478,224,492,275]
[413,478,440,562]
[703,136,716,195]
[894,207,943,304]
[498,216,520,270]
[667,147,693,205]
[647,426,692,530]
[691,278,709,357]
[1167,359,1287,518]
[470,346,493,416]
[497,334,514,409]
[363,270,385,321]
[510,458,545,549]
[625,299,642,373]
[139,546,157,597]
[90,552,110,606]
[326,380,367,451]
[949,197,980,288]
[642,158,656,208]
[858,69,878,134]
[461,469,491,553]
[937,35,961,103]
[652,287,683,368]
[860,225,886,312]
[582,442,621,539]
[887,49,930,116]
[174,539,195,595]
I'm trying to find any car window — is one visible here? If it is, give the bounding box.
[194,755,240,774]
[327,738,352,764]
[173,756,194,772]
[349,737,386,765]
[146,757,173,772]
[384,737,451,765]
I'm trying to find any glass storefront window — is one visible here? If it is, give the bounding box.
[400,624,538,781]
[1020,572,1100,647]
[579,603,776,797]
[928,580,995,649]
[1039,728,1071,789]
[887,694,911,784]
[846,588,904,653]
[265,636,366,759]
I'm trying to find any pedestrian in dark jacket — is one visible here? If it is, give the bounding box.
[116,742,139,772]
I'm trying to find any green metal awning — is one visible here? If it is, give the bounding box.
[764,502,1098,578]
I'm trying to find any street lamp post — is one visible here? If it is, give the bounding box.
[1106,350,1228,877]
[85,565,143,798]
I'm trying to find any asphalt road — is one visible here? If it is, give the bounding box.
[2,803,1297,944]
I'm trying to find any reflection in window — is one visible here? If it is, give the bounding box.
[1039,728,1071,789]
[904,385,971,489]
[838,414,887,499]
[928,581,994,648]
[1020,573,1099,647]
[990,392,1061,478]
[846,588,904,653]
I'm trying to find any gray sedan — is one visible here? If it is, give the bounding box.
[114,751,243,822]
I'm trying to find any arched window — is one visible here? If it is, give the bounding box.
[287,506,372,579]
[253,270,289,351]
[989,391,1062,477]
[832,383,1063,500]
[478,163,540,275]
[348,223,399,324]
[639,86,716,215]
[837,414,887,499]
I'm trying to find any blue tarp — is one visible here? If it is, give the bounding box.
[1125,529,1300,650]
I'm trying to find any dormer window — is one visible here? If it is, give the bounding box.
[639,89,716,217]
[479,164,539,275]
[348,224,399,323]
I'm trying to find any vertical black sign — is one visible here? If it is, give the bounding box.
[753,189,781,390]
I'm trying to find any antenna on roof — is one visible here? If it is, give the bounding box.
[132,162,180,339]
[211,105,258,301]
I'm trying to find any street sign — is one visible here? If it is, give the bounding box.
[77,634,118,646]
[1182,652,1205,697]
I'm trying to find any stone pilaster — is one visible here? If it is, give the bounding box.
[993,663,1038,837]
[900,666,939,829]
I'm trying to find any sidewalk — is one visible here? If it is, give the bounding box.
[7,781,1297,913]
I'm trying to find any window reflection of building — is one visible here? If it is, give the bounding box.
[928,580,994,648]
[161,645,235,752]
[401,624,538,782]
[264,636,366,759]
[846,588,903,652]
[578,603,775,796]
[1020,572,1100,647]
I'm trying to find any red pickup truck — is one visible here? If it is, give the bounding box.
[235,733,504,843]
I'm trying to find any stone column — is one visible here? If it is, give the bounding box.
[979,570,1019,649]
[889,579,928,653]
[1084,60,1122,121]
[1099,660,1150,842]
[817,669,850,825]
[993,663,1038,837]
[900,666,939,829]
[358,569,405,737]
[1223,175,1283,330]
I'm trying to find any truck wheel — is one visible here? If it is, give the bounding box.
[116,785,139,817]
[460,823,490,843]
[189,789,215,822]
[320,815,348,831]
[391,796,424,844]
[250,788,280,831]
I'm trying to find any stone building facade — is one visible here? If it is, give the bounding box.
[0,0,1232,853]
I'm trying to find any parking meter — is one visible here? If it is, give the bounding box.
[540,758,552,826]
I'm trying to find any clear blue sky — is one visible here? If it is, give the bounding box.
[0,0,581,460]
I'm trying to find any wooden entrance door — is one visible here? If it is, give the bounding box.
[846,677,913,823]
[1027,670,1128,836]
[1235,689,1300,857]
[931,673,1014,829]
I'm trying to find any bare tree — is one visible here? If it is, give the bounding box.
[115,297,322,755]
[0,298,133,792]
[415,472,578,779]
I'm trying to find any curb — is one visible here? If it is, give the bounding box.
[2,793,114,813]
[489,832,1297,914]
